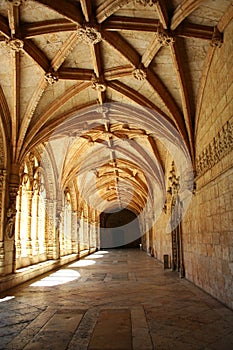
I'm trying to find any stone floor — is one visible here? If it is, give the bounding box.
[0,249,233,350]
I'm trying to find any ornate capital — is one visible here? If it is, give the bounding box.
[132,65,147,80]
[5,38,24,52]
[44,71,59,85]
[210,27,223,48]
[77,26,102,45]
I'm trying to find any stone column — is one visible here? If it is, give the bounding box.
[71,211,78,254]
[34,192,40,255]
[26,190,33,257]
[46,199,57,259]
[0,170,7,275]
[15,185,22,260]
[4,164,20,274]
[55,205,62,259]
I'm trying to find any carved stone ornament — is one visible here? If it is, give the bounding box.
[156,27,175,46]
[0,170,6,189]
[132,66,147,80]
[5,38,24,52]
[210,27,223,48]
[5,185,18,239]
[136,0,158,6]
[196,119,233,177]
[77,26,102,45]
[91,75,106,92]
[44,71,59,85]
[7,0,26,6]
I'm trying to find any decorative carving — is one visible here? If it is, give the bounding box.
[210,27,223,48]
[91,74,106,92]
[0,170,6,189]
[132,65,147,80]
[136,0,158,6]
[156,26,175,46]
[5,185,18,239]
[5,38,24,52]
[7,0,26,6]
[196,119,233,177]
[44,71,59,85]
[77,26,102,45]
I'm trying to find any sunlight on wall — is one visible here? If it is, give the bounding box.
[30,269,80,287]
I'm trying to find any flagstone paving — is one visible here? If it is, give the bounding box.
[0,249,233,350]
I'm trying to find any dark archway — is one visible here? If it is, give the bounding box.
[100,209,141,249]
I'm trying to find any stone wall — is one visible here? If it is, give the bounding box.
[182,19,233,309]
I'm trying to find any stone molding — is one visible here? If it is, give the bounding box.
[196,118,233,177]
[136,0,158,6]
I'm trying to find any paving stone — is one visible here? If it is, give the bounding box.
[1,249,233,350]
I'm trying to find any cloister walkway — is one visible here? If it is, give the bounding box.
[0,249,233,350]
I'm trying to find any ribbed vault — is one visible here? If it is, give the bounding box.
[0,0,232,217]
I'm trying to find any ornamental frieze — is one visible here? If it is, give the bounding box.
[196,119,233,177]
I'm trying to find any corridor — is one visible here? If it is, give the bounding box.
[0,249,233,350]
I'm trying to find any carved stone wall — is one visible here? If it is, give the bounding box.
[196,117,233,177]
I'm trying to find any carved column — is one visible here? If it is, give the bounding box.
[71,211,78,254]
[46,199,57,259]
[0,170,7,274]
[4,164,20,274]
[34,191,40,255]
[15,185,22,260]
[26,190,33,257]
[178,197,185,278]
[56,204,62,259]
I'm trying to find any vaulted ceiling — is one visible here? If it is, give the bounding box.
[0,0,232,214]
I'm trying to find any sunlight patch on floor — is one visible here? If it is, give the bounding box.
[30,269,81,287]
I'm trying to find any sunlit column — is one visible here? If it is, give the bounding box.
[83,203,89,250]
[95,210,100,250]
[46,199,57,259]
[34,191,40,254]
[39,198,47,255]
[26,190,33,257]
[71,211,78,254]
